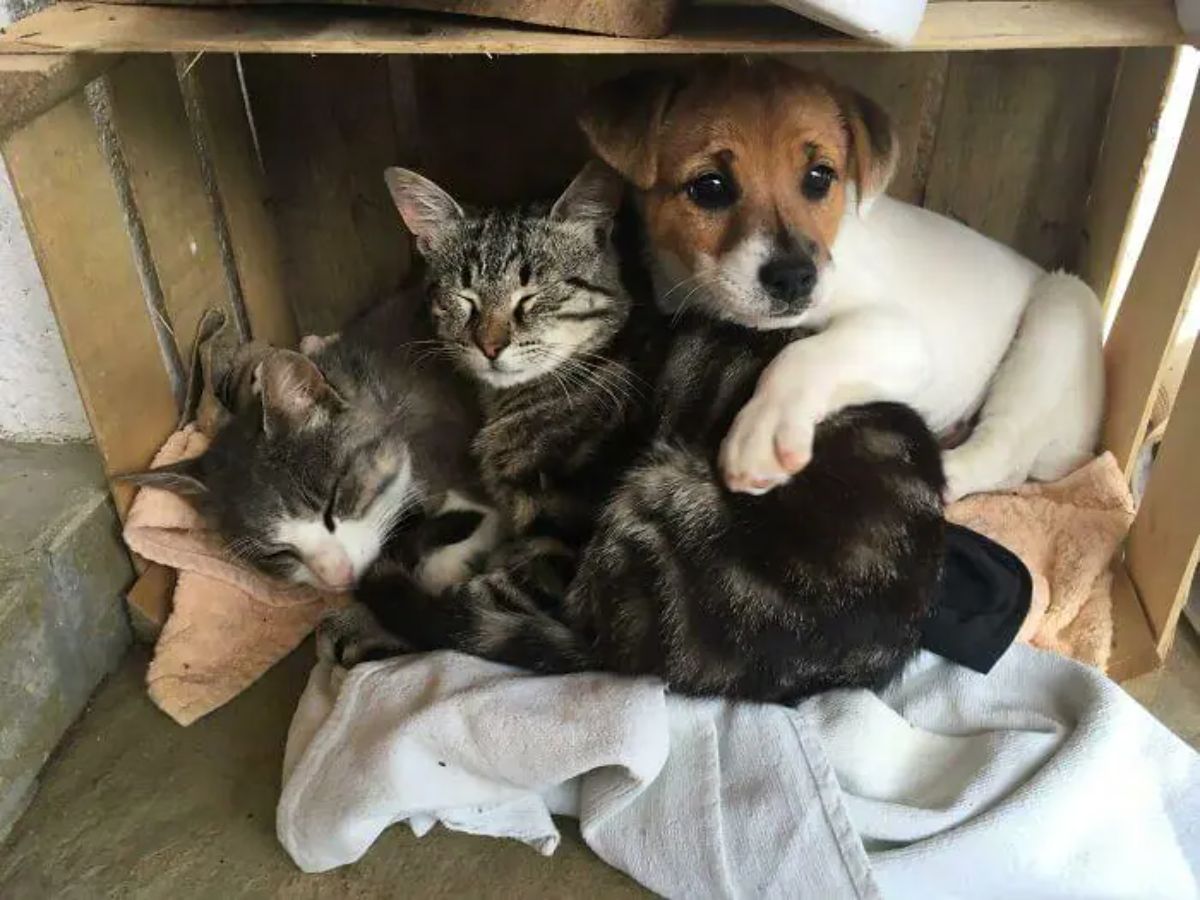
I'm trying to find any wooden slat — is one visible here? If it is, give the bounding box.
[103,0,680,39]
[125,563,176,642]
[179,54,297,347]
[105,54,240,359]
[0,52,114,137]
[0,2,1184,57]
[2,92,178,516]
[1102,84,1200,477]
[1108,560,1164,681]
[1124,341,1200,657]
[1080,47,1179,308]
[240,55,406,335]
[923,49,1118,271]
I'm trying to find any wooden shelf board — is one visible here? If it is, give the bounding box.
[0,1,1185,56]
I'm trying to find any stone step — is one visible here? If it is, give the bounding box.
[0,441,132,841]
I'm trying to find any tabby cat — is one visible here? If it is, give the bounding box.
[127,295,499,594]
[326,162,946,702]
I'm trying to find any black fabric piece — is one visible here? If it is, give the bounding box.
[921,523,1032,674]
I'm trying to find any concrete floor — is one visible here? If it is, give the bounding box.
[2,628,1199,898]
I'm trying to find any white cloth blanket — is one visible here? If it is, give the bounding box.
[278,645,1200,898]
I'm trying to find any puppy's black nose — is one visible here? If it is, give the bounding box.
[758,255,817,304]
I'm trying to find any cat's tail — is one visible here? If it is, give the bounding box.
[354,539,593,675]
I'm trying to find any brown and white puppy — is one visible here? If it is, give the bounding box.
[580,60,1103,500]
[580,60,895,329]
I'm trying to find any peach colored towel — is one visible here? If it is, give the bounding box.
[946,452,1135,672]
[123,425,347,726]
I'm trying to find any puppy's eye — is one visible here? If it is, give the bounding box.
[802,164,837,201]
[685,173,738,211]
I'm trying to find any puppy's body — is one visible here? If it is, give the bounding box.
[581,61,1103,501]
[753,193,1104,498]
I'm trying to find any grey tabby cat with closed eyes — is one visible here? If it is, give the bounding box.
[126,294,501,595]
[327,161,945,702]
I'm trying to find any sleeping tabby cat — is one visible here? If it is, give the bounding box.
[127,295,500,594]
[325,162,946,702]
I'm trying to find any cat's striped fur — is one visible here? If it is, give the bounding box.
[328,162,946,702]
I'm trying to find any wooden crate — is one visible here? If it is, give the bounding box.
[0,0,1195,680]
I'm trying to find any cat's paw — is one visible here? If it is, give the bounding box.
[299,333,341,356]
[316,604,408,669]
[719,390,816,494]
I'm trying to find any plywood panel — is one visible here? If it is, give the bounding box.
[1124,341,1200,657]
[1103,86,1200,476]
[105,54,240,358]
[2,92,178,515]
[0,2,1184,56]
[179,53,296,347]
[924,48,1119,271]
[240,54,406,335]
[1079,47,1178,306]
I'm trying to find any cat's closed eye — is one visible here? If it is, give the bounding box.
[261,546,300,563]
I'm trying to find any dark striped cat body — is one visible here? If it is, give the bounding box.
[327,162,945,702]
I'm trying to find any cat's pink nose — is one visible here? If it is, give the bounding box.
[477,337,509,361]
[311,556,355,591]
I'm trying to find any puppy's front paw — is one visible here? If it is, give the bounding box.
[719,392,816,494]
[941,441,1024,503]
[316,605,408,668]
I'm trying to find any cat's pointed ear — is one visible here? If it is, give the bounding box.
[549,160,625,237]
[383,167,464,254]
[120,458,208,496]
[258,350,346,436]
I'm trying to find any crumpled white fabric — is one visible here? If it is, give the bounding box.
[278,645,1200,899]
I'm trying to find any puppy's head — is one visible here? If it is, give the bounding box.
[580,60,897,329]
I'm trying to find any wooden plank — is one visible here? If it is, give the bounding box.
[0,52,114,138]
[924,49,1119,271]
[1102,84,1200,477]
[1124,341,1200,657]
[1108,560,1164,681]
[106,0,681,39]
[1080,47,1179,309]
[104,54,241,360]
[2,92,178,516]
[178,53,296,347]
[240,55,406,335]
[125,563,176,642]
[0,2,1184,57]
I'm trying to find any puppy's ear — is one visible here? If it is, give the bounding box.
[383,167,465,254]
[258,349,346,437]
[839,87,899,205]
[578,70,680,191]
[550,160,625,239]
[120,458,208,497]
